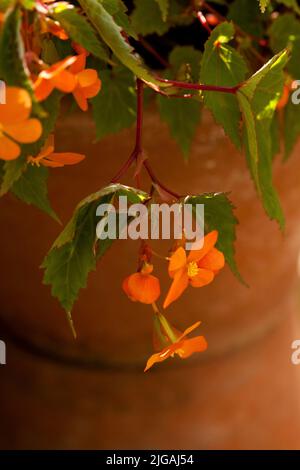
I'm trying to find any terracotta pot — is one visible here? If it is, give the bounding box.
[1,106,300,449]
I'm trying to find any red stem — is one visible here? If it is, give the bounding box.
[138,35,170,69]
[143,160,181,199]
[110,78,144,183]
[155,77,241,94]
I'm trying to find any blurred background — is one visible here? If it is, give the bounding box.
[1,106,300,449]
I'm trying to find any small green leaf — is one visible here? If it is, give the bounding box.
[157,97,201,158]
[92,67,136,140]
[12,165,59,222]
[0,157,27,196]
[237,50,289,228]
[42,184,148,312]
[78,0,167,89]
[200,22,248,149]
[268,13,300,78]
[101,0,137,38]
[169,46,202,82]
[228,0,264,37]
[157,46,202,158]
[50,4,112,64]
[131,0,169,35]
[42,203,99,313]
[185,192,243,282]
[155,0,169,21]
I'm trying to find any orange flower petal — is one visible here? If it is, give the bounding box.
[77,69,98,88]
[5,118,42,143]
[0,87,31,125]
[51,70,77,93]
[82,78,102,98]
[127,272,161,304]
[73,88,88,111]
[122,276,137,302]
[44,152,85,166]
[69,53,86,74]
[34,78,54,101]
[0,135,20,160]
[187,230,218,263]
[178,321,201,341]
[39,135,55,159]
[144,347,172,371]
[41,56,77,79]
[163,268,189,309]
[189,268,214,288]
[198,247,225,272]
[168,246,187,278]
[177,336,208,358]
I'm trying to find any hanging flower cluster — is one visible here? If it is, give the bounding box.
[0,1,102,163]
[123,231,225,371]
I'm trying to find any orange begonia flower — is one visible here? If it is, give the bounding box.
[123,263,161,304]
[145,320,207,371]
[34,54,101,111]
[34,56,78,101]
[69,53,101,111]
[27,134,85,167]
[163,230,225,309]
[0,87,42,161]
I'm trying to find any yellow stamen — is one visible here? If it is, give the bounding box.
[187,261,199,278]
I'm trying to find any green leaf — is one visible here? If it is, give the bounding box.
[228,0,264,37]
[101,0,137,38]
[50,4,112,64]
[157,46,202,157]
[157,97,200,158]
[268,13,300,78]
[185,192,243,282]
[283,99,300,160]
[78,0,167,89]
[168,45,202,83]
[200,22,248,150]
[237,50,289,228]
[11,165,59,222]
[155,0,169,21]
[92,67,136,140]
[270,113,280,160]
[42,184,148,312]
[0,157,27,196]
[42,203,99,313]
[0,6,44,117]
[258,0,270,12]
[131,0,169,35]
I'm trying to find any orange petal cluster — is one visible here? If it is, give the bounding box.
[28,135,85,168]
[34,54,101,111]
[145,321,207,371]
[163,230,224,308]
[0,87,42,161]
[123,263,161,304]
